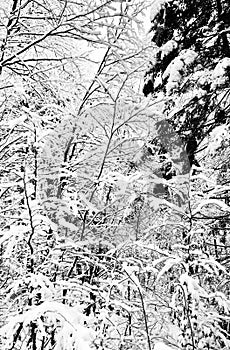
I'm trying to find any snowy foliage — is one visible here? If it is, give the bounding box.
[163,49,198,94]
[0,1,230,350]
[150,0,173,22]
[212,57,230,89]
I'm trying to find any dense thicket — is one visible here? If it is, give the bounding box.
[0,1,229,350]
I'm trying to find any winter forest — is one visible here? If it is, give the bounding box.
[0,0,230,349]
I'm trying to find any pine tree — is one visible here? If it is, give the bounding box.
[142,1,230,349]
[144,0,230,165]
